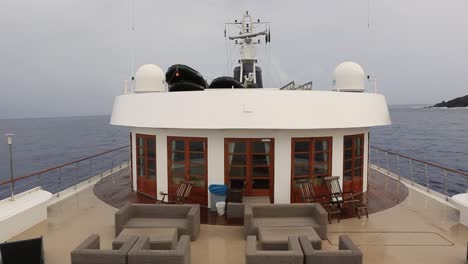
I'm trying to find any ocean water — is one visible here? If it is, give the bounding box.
[0,107,466,195]
[371,106,468,172]
[371,106,468,194]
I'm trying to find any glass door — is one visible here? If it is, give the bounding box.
[168,137,208,205]
[225,138,274,201]
[291,137,332,203]
[343,134,364,193]
[136,134,157,197]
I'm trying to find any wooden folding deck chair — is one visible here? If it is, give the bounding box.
[298,179,316,203]
[158,181,193,204]
[298,179,341,223]
[323,176,368,219]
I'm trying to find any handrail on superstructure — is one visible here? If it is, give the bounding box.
[370,146,468,200]
[371,146,468,177]
[0,145,129,186]
[0,145,130,200]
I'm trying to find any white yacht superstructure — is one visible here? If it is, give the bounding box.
[110,12,390,205]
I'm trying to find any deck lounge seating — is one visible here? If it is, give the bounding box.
[299,234,363,264]
[246,236,303,264]
[115,203,200,240]
[298,179,317,203]
[244,203,328,239]
[128,235,191,264]
[70,234,137,264]
[158,181,193,204]
[324,176,368,218]
[225,188,243,218]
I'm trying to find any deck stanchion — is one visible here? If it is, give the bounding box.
[89,159,93,183]
[443,169,448,200]
[465,175,468,192]
[409,159,415,186]
[73,163,78,190]
[57,168,62,197]
[6,134,15,200]
[424,164,429,192]
[37,172,41,188]
[396,155,401,180]
[385,152,389,173]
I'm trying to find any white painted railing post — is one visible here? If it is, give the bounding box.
[443,169,448,200]
[6,134,15,201]
[424,164,429,192]
[396,155,401,181]
[409,159,415,186]
[385,152,389,173]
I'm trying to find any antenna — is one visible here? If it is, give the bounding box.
[225,12,270,88]
[129,0,135,90]
[367,0,371,29]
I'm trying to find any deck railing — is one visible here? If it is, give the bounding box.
[370,146,468,199]
[0,145,130,200]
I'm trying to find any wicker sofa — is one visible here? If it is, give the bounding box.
[246,235,303,264]
[244,203,328,239]
[115,203,200,241]
[128,235,191,264]
[299,234,363,264]
[70,234,137,264]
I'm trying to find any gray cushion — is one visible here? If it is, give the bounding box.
[254,217,319,228]
[124,218,188,234]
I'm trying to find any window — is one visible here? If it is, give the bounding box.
[343,134,364,192]
[136,134,156,178]
[291,137,332,200]
[168,137,207,187]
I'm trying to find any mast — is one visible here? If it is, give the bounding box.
[226,11,270,88]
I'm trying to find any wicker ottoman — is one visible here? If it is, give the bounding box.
[258,226,322,250]
[112,227,178,250]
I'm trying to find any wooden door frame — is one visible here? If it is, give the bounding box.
[224,138,275,202]
[130,132,133,189]
[135,133,157,198]
[290,137,333,203]
[343,133,364,193]
[167,136,208,205]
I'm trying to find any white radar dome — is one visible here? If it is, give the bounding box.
[332,61,365,92]
[135,64,166,92]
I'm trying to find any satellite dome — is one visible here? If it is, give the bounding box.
[332,62,365,92]
[135,64,165,92]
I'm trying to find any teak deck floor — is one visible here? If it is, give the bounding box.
[93,168,408,225]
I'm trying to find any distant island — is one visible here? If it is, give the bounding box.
[433,94,468,108]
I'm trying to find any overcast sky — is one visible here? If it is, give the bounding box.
[1,0,467,119]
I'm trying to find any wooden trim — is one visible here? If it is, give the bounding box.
[130,132,133,189]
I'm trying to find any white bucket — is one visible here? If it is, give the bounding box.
[216,201,226,216]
